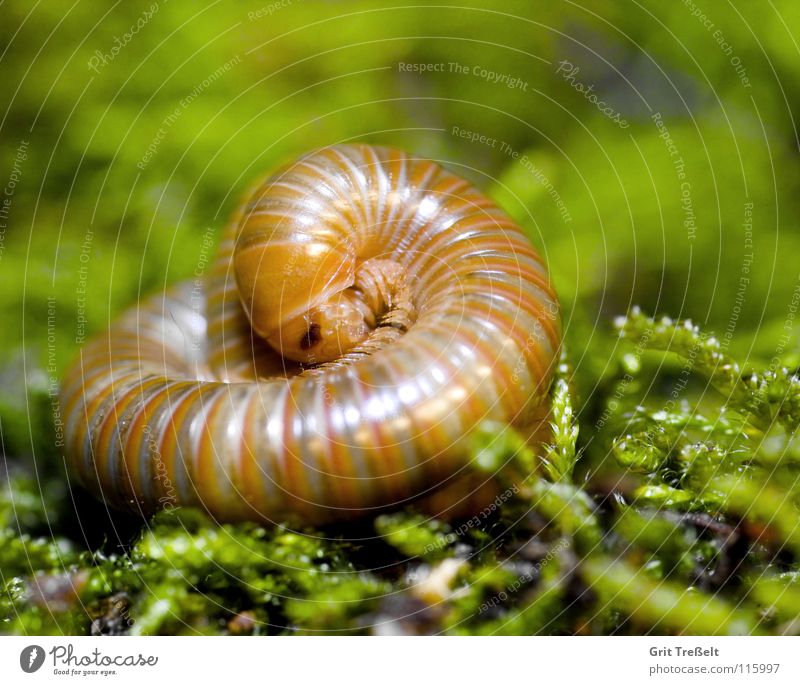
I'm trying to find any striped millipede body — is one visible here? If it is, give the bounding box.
[60,144,561,524]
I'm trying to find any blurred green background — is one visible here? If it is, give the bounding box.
[1,0,799,487]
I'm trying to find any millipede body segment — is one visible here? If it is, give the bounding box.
[60,145,561,524]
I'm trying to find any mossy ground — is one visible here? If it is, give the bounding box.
[3,310,800,634]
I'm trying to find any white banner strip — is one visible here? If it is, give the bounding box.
[1,636,798,684]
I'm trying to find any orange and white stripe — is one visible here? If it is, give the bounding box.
[60,144,561,524]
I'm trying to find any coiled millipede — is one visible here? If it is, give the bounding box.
[60,144,561,524]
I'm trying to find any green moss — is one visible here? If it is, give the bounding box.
[581,555,762,636]
[5,306,800,635]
